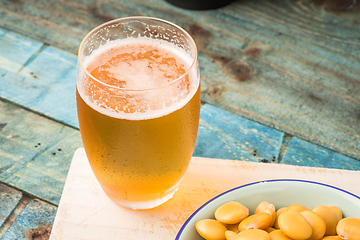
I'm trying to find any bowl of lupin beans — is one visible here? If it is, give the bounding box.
[175,179,360,240]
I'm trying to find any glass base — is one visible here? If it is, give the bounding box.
[106,179,182,210]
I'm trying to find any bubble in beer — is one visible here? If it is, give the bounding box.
[79,37,197,121]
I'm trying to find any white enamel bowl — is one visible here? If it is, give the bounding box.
[175,179,360,240]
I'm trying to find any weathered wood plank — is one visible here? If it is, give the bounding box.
[1,199,56,240]
[281,137,360,171]
[153,1,360,160]
[0,29,284,166]
[0,28,78,128]
[0,183,22,228]
[0,28,284,164]
[18,45,78,127]
[0,194,31,238]
[194,104,284,162]
[0,0,358,161]
[0,99,82,205]
[0,0,135,53]
[0,28,43,72]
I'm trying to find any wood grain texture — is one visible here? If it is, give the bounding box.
[0,100,82,205]
[1,199,56,240]
[0,0,358,160]
[281,137,360,170]
[0,27,359,176]
[194,104,284,162]
[0,28,78,128]
[0,183,22,228]
[0,28,43,72]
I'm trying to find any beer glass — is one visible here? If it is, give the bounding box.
[76,17,200,210]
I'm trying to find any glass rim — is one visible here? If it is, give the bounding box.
[78,16,198,92]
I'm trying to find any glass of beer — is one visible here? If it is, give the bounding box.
[76,17,200,210]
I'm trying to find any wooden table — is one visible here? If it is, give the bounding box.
[0,0,359,238]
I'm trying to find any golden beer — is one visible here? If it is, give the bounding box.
[76,17,200,209]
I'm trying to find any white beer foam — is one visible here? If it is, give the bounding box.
[77,37,199,120]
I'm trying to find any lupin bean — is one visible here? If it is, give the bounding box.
[274,207,287,229]
[225,230,238,240]
[224,223,240,233]
[255,201,276,226]
[215,201,249,224]
[287,204,310,212]
[278,210,312,239]
[321,236,342,240]
[238,213,272,231]
[195,219,227,240]
[234,229,270,240]
[268,230,292,240]
[300,210,326,240]
[336,217,360,240]
[194,201,359,240]
[313,205,340,236]
[264,227,276,233]
[328,205,343,220]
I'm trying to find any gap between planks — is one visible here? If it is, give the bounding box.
[0,195,31,239]
[0,97,79,131]
[0,184,59,239]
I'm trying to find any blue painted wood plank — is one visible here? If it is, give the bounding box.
[193,104,284,162]
[281,137,360,171]
[1,199,56,240]
[0,28,43,72]
[18,45,78,128]
[0,183,22,228]
[1,27,359,163]
[0,41,78,128]
[1,0,360,162]
[0,100,82,205]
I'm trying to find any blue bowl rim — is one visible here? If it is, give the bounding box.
[175,178,360,239]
